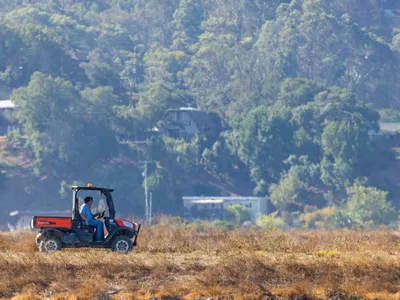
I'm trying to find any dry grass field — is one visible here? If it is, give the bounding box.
[0,217,400,300]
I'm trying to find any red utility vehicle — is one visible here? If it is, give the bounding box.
[32,185,141,253]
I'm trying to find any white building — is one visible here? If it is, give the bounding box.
[0,100,19,136]
[182,196,268,221]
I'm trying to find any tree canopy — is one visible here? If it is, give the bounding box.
[1,0,400,227]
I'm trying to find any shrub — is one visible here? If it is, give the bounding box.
[256,214,286,229]
[6,130,24,150]
[212,219,234,230]
[300,206,337,229]
[328,180,398,228]
[224,204,251,225]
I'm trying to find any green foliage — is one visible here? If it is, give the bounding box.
[11,72,118,174]
[270,156,320,210]
[0,0,400,225]
[378,109,400,122]
[255,0,400,109]
[256,214,286,229]
[224,204,251,225]
[5,130,24,150]
[341,180,397,226]
[325,181,398,228]
[235,105,294,194]
[300,206,337,229]
[320,120,369,191]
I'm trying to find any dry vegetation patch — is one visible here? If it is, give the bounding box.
[0,219,399,299]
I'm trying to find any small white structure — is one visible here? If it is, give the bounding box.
[182,196,268,221]
[0,100,15,109]
[379,122,400,132]
[0,100,19,136]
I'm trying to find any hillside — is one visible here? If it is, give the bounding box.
[0,137,63,225]
[0,137,254,226]
[1,0,400,228]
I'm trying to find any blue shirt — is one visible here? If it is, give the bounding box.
[79,203,93,221]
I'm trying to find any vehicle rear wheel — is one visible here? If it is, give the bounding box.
[39,235,62,253]
[111,236,133,254]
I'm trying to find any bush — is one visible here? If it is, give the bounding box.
[256,214,286,229]
[378,108,400,122]
[224,204,251,225]
[212,219,234,230]
[6,130,24,150]
[300,206,337,229]
[327,180,398,228]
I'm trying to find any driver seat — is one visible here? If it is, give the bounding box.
[77,215,97,231]
[74,216,96,243]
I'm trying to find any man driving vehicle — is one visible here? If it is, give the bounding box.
[79,196,104,241]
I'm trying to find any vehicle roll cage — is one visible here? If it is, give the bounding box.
[71,186,116,225]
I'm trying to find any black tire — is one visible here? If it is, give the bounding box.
[39,235,62,253]
[111,235,133,254]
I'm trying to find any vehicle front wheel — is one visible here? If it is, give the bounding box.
[35,235,44,247]
[39,235,62,253]
[111,236,133,254]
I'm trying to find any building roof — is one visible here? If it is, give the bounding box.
[186,199,224,204]
[190,111,219,130]
[379,122,400,132]
[183,196,266,201]
[167,108,222,131]
[0,100,15,109]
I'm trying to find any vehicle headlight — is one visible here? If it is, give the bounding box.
[122,220,133,229]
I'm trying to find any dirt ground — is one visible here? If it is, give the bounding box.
[0,219,400,299]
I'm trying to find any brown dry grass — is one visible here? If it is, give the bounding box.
[0,217,400,299]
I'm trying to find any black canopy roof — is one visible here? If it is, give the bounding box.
[71,186,114,192]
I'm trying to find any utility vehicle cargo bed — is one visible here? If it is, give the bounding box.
[32,216,72,229]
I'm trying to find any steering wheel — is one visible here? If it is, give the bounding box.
[94,210,106,219]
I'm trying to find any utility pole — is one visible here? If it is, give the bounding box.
[141,160,154,222]
[129,67,136,112]
[144,160,148,222]
[150,191,153,222]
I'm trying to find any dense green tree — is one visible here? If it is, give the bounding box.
[270,156,320,210]
[254,0,400,109]
[234,105,294,194]
[1,0,400,224]
[11,73,118,174]
[330,180,398,227]
[172,0,204,51]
